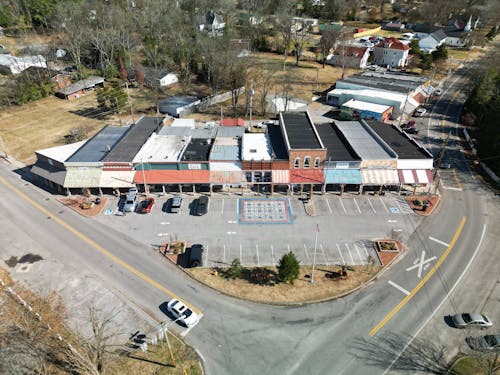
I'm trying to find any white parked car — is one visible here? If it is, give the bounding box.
[434,89,443,96]
[167,299,199,327]
[451,313,493,329]
[413,108,427,117]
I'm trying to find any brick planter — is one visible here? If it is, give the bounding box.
[374,240,402,266]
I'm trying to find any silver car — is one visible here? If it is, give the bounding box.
[451,313,493,329]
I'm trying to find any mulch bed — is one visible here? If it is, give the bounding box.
[405,195,440,216]
[374,240,403,266]
[57,196,108,217]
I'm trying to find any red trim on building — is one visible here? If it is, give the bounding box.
[134,170,210,184]
[290,169,325,184]
[220,118,244,127]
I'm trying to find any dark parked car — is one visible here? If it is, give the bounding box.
[169,195,182,213]
[466,334,500,351]
[195,196,209,216]
[138,198,155,214]
[187,244,204,267]
[403,127,419,134]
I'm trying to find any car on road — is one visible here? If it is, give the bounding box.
[466,334,500,351]
[195,195,209,216]
[169,195,182,213]
[166,299,199,327]
[451,313,493,329]
[434,88,443,96]
[413,108,427,117]
[138,197,155,214]
[186,244,204,267]
[440,160,452,169]
[123,188,138,212]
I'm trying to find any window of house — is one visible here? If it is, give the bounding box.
[294,157,300,169]
[314,157,320,168]
[304,156,310,168]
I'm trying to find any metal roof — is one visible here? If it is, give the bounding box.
[216,126,245,138]
[315,123,360,162]
[365,121,433,159]
[31,162,67,186]
[36,140,87,163]
[324,169,362,184]
[181,138,213,161]
[56,76,104,95]
[66,126,130,163]
[209,137,240,160]
[157,95,200,116]
[132,133,190,163]
[333,120,395,160]
[341,99,392,113]
[280,112,324,150]
[267,123,288,160]
[103,117,162,162]
[339,72,427,93]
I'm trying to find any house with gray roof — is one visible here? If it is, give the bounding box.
[418,29,447,52]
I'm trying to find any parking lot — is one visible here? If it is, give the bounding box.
[95,193,421,268]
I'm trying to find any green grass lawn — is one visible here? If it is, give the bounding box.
[451,356,500,375]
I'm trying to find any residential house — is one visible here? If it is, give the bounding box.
[326,45,370,69]
[196,11,225,35]
[141,67,178,87]
[418,29,447,52]
[55,76,104,100]
[0,54,47,75]
[372,38,410,68]
[382,21,404,31]
[443,29,469,47]
[157,95,201,117]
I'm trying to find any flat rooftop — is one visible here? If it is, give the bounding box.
[37,140,87,163]
[66,126,130,163]
[216,126,245,138]
[209,137,240,160]
[267,123,288,160]
[339,72,428,94]
[315,123,360,162]
[280,112,324,149]
[132,133,190,163]
[334,120,395,160]
[181,138,213,161]
[104,117,162,162]
[242,133,272,161]
[342,99,392,113]
[365,121,433,159]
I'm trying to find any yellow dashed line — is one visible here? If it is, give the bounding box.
[0,176,201,314]
[369,216,467,336]
[452,169,463,190]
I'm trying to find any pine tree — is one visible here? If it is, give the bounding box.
[277,252,300,284]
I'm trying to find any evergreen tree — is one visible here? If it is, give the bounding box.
[225,258,243,279]
[277,251,300,284]
[432,44,448,61]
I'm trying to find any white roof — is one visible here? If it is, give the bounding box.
[342,99,391,113]
[170,118,195,128]
[132,133,190,163]
[0,54,47,74]
[328,88,407,103]
[36,140,87,163]
[210,161,242,171]
[241,133,272,161]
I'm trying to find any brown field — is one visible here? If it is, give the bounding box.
[188,265,381,305]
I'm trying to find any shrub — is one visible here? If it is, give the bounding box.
[225,258,243,280]
[277,251,300,284]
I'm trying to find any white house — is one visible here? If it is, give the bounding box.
[418,29,447,52]
[141,67,178,87]
[372,38,410,68]
[444,29,469,47]
[326,45,370,69]
[0,54,47,75]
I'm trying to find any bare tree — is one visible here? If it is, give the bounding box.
[319,28,341,68]
[274,4,295,70]
[255,63,278,116]
[292,29,310,66]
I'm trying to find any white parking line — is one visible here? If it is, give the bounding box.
[336,244,345,265]
[357,243,370,258]
[205,245,209,266]
[160,222,170,225]
[345,243,355,265]
[354,244,363,263]
[287,244,291,252]
[379,197,389,213]
[271,245,276,266]
[227,220,237,223]
[303,244,311,261]
[320,244,329,265]
[428,236,450,247]
[367,198,376,213]
[353,198,362,214]
[180,314,203,337]
[256,244,260,266]
[221,199,224,214]
[157,233,169,236]
[339,198,347,214]
[388,280,410,296]
[223,245,226,264]
[325,197,333,214]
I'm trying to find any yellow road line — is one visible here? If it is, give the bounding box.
[452,169,463,190]
[0,176,201,314]
[369,216,467,336]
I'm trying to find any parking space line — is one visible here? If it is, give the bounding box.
[393,197,403,212]
[325,197,333,214]
[339,198,347,214]
[354,244,364,263]
[287,244,291,252]
[429,236,449,247]
[379,197,389,213]
[367,198,376,213]
[205,245,209,266]
[303,244,311,262]
[353,198,362,214]
[345,243,355,265]
[271,245,276,266]
[320,244,329,265]
[223,245,226,264]
[256,244,260,266]
[388,280,410,296]
[221,199,224,214]
[357,243,370,258]
[336,244,346,265]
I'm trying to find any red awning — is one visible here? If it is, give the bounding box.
[397,169,433,184]
[220,118,244,126]
[134,170,210,184]
[290,169,324,184]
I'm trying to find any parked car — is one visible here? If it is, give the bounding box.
[169,195,182,213]
[166,299,199,327]
[413,108,427,117]
[138,197,155,214]
[405,120,416,128]
[440,159,452,169]
[466,334,500,351]
[195,196,209,216]
[403,127,419,134]
[253,121,267,129]
[434,88,443,96]
[451,313,493,329]
[186,244,204,267]
[123,188,138,212]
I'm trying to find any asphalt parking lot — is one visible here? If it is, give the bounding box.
[95,193,421,268]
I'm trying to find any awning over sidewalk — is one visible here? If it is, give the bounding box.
[134,170,210,184]
[64,167,102,188]
[31,163,67,186]
[290,169,324,184]
[324,169,362,184]
[210,171,242,184]
[398,169,433,184]
[361,169,399,185]
[272,170,290,184]
[99,171,136,188]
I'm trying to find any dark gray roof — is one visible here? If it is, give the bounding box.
[411,23,440,34]
[315,123,360,162]
[158,95,200,116]
[430,29,448,42]
[181,139,213,161]
[216,126,245,138]
[103,117,162,162]
[281,112,323,149]
[31,161,67,186]
[365,120,433,159]
[56,76,104,95]
[341,72,427,93]
[442,27,468,38]
[267,123,288,160]
[66,125,130,163]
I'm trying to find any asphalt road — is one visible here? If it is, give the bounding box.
[0,65,498,375]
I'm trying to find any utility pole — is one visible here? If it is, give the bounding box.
[398,85,411,127]
[430,132,451,194]
[249,85,254,129]
[125,82,135,123]
[310,224,319,284]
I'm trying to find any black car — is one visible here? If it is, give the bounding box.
[187,244,204,267]
[403,127,419,134]
[195,196,209,216]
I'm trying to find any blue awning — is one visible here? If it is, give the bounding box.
[324,169,362,184]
